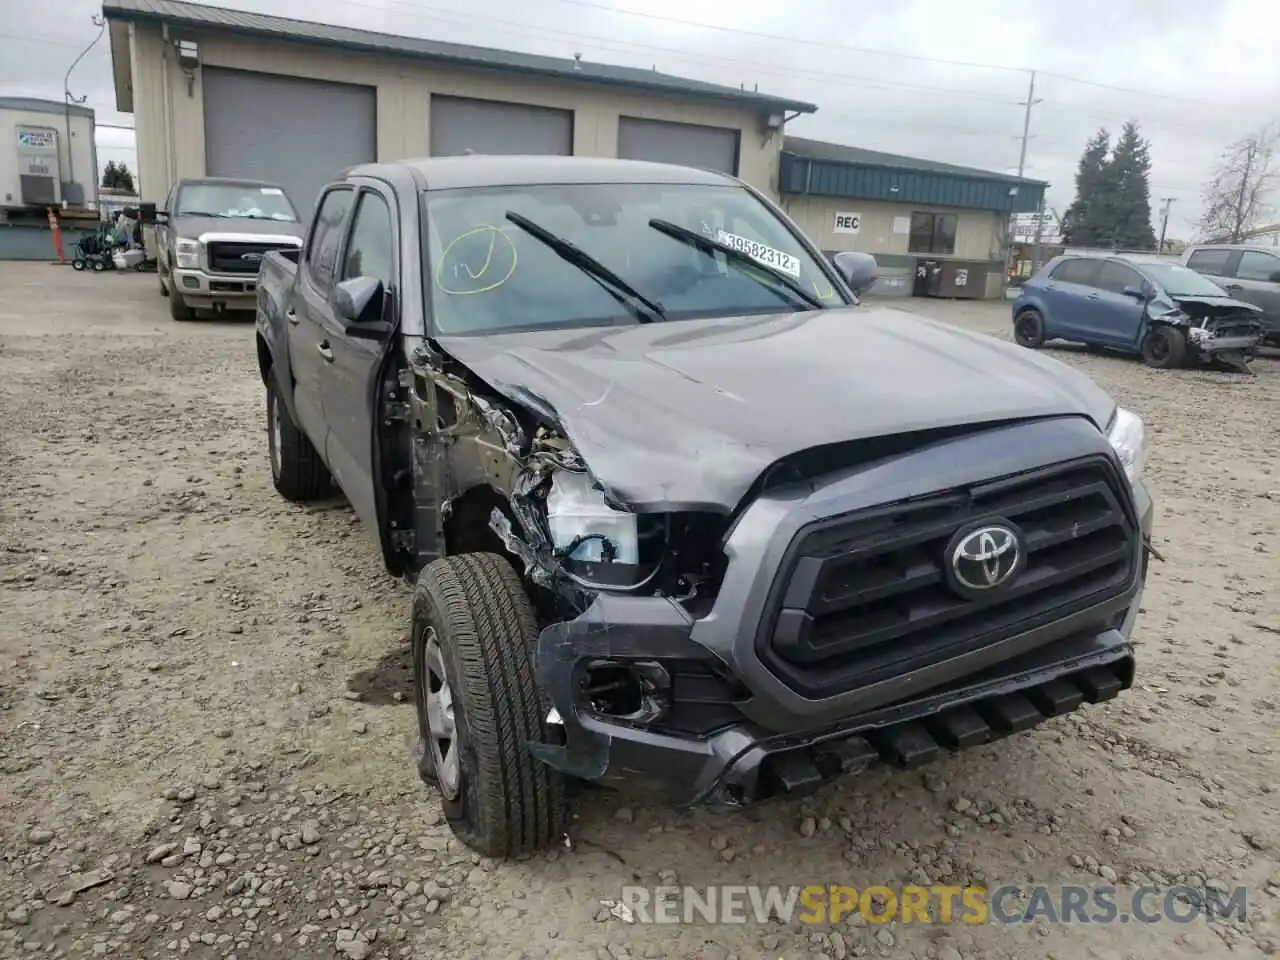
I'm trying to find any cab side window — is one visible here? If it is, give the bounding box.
[1236,250,1280,282]
[1187,248,1231,276]
[1095,261,1143,295]
[306,188,355,291]
[341,192,395,288]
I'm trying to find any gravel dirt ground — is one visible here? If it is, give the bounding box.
[1,261,1278,960]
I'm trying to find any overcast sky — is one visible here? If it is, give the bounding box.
[4,0,1279,238]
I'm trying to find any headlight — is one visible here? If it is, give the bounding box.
[175,239,200,269]
[1107,407,1147,485]
[546,469,638,564]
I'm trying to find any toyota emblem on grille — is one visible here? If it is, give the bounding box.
[240,252,263,262]
[946,522,1023,597]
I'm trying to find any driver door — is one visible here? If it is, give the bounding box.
[1092,261,1149,348]
[288,185,355,457]
[319,184,398,535]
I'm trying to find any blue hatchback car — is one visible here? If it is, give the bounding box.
[1012,254,1265,370]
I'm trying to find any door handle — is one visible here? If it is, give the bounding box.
[1225,283,1243,291]
[286,308,299,326]
[1087,293,1100,301]
[317,341,334,362]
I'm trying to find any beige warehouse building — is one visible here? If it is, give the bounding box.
[103,0,815,220]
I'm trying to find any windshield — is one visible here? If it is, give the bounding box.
[176,183,298,221]
[1139,262,1228,298]
[423,182,845,334]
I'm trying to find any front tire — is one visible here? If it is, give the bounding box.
[412,553,566,858]
[1141,326,1187,369]
[265,368,330,501]
[169,292,196,322]
[1014,308,1046,348]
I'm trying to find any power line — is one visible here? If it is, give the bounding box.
[549,0,1031,74]
[545,0,1240,108]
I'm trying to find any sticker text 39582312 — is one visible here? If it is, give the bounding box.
[715,230,801,279]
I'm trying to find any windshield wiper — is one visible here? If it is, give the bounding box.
[648,218,823,311]
[504,211,667,323]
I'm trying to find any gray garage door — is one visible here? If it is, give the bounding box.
[617,117,739,175]
[203,67,377,221]
[430,95,573,157]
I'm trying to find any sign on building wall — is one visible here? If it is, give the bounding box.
[832,211,861,235]
[16,126,59,178]
[892,216,911,235]
[17,128,56,149]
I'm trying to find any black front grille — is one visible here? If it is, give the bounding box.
[759,457,1138,698]
[207,241,294,275]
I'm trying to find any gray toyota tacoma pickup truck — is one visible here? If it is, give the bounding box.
[255,156,1156,858]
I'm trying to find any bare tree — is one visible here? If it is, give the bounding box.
[1198,124,1278,242]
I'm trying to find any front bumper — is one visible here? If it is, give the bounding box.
[171,267,260,310]
[1192,332,1264,355]
[530,418,1155,807]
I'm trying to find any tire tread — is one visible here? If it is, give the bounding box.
[418,554,565,857]
[267,369,330,501]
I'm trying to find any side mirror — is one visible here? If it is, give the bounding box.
[333,275,385,325]
[1122,285,1147,300]
[155,212,169,225]
[831,250,878,297]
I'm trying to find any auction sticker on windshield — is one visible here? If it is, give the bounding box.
[715,230,801,279]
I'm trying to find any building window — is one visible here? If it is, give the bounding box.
[908,212,958,255]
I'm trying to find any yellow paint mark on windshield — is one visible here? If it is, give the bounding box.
[812,275,837,300]
[435,225,518,295]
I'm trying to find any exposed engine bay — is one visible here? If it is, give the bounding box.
[1157,295,1266,372]
[400,342,730,627]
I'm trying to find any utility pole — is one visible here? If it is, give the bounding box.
[1002,71,1042,298]
[1016,71,1038,180]
[1158,197,1175,254]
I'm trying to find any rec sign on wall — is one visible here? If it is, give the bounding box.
[833,211,861,235]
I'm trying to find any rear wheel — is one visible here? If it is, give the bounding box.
[1014,308,1046,348]
[1141,326,1187,369]
[412,553,566,858]
[265,368,330,501]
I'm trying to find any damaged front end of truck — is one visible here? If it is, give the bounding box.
[395,339,740,793]
[392,314,1151,811]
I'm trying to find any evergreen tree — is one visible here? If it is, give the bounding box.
[1109,122,1157,250]
[1061,129,1112,246]
[100,161,137,193]
[114,163,136,194]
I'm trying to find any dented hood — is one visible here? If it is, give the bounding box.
[1166,293,1263,316]
[435,307,1118,513]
